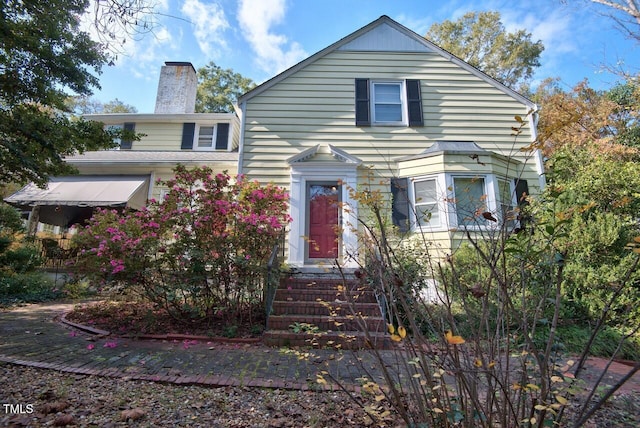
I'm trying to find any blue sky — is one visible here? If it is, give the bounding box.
[85,0,640,113]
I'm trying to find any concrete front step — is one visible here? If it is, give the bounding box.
[263,330,395,350]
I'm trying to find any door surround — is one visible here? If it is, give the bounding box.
[288,145,360,268]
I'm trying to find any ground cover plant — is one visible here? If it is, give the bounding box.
[71,165,290,331]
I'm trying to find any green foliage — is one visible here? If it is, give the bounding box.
[0,0,120,186]
[425,11,544,89]
[606,80,640,148]
[0,203,42,274]
[65,96,139,115]
[543,147,640,324]
[0,272,58,306]
[0,203,59,305]
[222,325,239,338]
[533,324,640,361]
[196,61,256,113]
[289,322,320,334]
[0,203,24,234]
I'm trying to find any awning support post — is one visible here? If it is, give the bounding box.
[27,206,40,236]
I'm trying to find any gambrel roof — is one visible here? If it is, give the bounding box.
[237,15,537,110]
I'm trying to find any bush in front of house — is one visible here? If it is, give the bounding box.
[0,202,58,306]
[71,165,291,326]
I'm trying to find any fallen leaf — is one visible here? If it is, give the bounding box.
[445,330,465,345]
[53,414,74,426]
[42,401,69,414]
[121,407,146,421]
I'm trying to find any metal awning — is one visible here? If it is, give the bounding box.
[4,175,150,226]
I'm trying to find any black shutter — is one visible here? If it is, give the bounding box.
[406,79,423,127]
[215,123,230,150]
[120,122,135,150]
[181,123,196,150]
[514,179,529,206]
[391,177,411,233]
[355,78,370,126]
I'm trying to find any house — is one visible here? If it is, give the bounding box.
[6,62,239,232]
[6,16,544,271]
[236,15,544,269]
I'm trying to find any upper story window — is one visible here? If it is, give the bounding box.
[355,78,423,127]
[371,81,405,124]
[181,122,230,151]
[105,122,135,150]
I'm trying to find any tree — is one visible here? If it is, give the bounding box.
[425,11,544,90]
[0,0,119,187]
[64,96,106,115]
[87,0,159,58]
[535,78,640,155]
[65,96,138,115]
[533,77,640,325]
[196,61,256,113]
[102,98,138,113]
[589,0,640,41]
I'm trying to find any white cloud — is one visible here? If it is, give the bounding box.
[500,7,579,86]
[395,14,433,36]
[237,0,307,75]
[181,0,230,58]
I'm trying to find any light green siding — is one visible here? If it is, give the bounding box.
[242,51,538,191]
[241,48,541,261]
[133,123,183,151]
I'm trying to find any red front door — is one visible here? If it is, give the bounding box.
[308,184,339,259]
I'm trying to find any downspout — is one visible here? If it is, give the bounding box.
[528,105,546,191]
[235,101,246,174]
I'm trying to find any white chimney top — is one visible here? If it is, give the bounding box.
[154,62,197,114]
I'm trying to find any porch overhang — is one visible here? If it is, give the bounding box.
[4,175,150,226]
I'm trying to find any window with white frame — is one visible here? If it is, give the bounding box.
[399,174,521,232]
[413,178,441,227]
[105,122,135,150]
[497,178,516,227]
[453,176,489,228]
[371,81,405,124]
[355,78,423,127]
[193,123,229,151]
[196,125,216,149]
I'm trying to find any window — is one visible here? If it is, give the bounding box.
[497,178,516,227]
[393,173,526,232]
[105,122,135,150]
[182,123,230,150]
[414,178,440,227]
[453,176,488,228]
[197,126,215,148]
[372,82,404,124]
[355,79,423,127]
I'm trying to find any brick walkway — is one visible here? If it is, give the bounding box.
[1,301,638,394]
[0,301,392,391]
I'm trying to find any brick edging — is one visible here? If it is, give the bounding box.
[0,354,361,393]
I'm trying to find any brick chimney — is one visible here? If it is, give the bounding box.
[154,62,197,114]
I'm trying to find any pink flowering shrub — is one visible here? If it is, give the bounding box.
[72,165,290,323]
